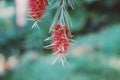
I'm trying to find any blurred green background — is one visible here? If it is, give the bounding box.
[0,0,120,80]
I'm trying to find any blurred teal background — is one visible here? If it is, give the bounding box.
[0,0,120,80]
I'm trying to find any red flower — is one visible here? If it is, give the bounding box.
[29,0,48,21]
[52,24,71,56]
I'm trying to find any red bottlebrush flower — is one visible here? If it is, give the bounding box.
[29,0,48,20]
[43,0,74,65]
[29,0,48,28]
[51,24,71,65]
